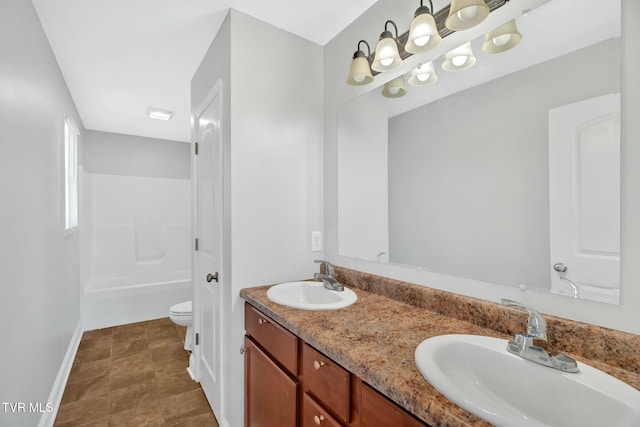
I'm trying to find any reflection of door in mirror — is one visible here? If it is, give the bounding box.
[337,0,622,305]
[384,39,620,297]
[549,93,620,304]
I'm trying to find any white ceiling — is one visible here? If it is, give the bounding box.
[32,0,379,142]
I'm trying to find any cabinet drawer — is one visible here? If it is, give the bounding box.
[361,383,428,427]
[302,393,343,427]
[245,304,298,376]
[301,343,351,423]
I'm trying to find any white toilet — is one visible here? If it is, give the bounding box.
[170,300,193,351]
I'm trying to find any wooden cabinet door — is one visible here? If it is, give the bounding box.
[245,336,298,427]
[361,383,428,427]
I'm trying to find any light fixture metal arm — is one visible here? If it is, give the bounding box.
[419,0,435,13]
[357,39,371,58]
[384,20,400,39]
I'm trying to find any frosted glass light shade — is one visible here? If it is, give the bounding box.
[408,62,437,86]
[442,42,476,71]
[445,0,490,31]
[372,35,403,72]
[405,7,442,54]
[347,54,374,86]
[382,76,407,98]
[482,20,522,54]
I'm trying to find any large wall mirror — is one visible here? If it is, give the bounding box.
[337,0,621,304]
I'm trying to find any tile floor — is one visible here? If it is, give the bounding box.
[54,318,218,426]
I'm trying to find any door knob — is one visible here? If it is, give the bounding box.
[553,263,568,273]
[206,272,219,283]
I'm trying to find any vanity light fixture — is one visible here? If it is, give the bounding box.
[146,106,174,121]
[347,40,374,86]
[445,0,490,31]
[372,20,403,72]
[382,75,407,98]
[346,1,513,92]
[481,19,522,53]
[408,62,438,86]
[405,0,442,54]
[442,42,476,71]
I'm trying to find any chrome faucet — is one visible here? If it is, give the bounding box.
[313,260,344,292]
[501,299,579,373]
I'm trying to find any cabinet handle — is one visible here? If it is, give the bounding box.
[313,415,325,425]
[313,360,326,370]
[258,318,269,325]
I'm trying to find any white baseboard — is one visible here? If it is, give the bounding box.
[38,322,83,427]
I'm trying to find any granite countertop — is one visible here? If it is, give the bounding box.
[241,280,640,427]
[242,284,501,426]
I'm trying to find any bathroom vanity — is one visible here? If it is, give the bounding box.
[244,303,425,427]
[241,267,640,427]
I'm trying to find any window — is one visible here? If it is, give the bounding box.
[64,117,79,231]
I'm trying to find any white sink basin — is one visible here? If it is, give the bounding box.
[415,334,640,427]
[266,281,357,310]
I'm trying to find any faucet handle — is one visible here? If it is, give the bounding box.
[501,299,548,341]
[314,260,335,277]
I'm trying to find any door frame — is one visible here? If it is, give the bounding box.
[192,78,226,422]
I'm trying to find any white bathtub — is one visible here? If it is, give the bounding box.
[82,272,192,330]
[81,172,193,330]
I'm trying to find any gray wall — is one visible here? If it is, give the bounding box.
[337,92,389,261]
[0,0,84,424]
[191,10,323,426]
[388,39,620,288]
[84,130,190,179]
[323,0,640,334]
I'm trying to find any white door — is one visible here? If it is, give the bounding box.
[548,93,620,303]
[194,81,224,418]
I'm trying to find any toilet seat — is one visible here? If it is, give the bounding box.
[170,300,192,316]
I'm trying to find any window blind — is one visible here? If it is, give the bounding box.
[64,118,78,231]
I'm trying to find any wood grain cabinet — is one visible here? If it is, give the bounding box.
[361,383,427,427]
[245,303,298,376]
[244,337,298,427]
[301,343,351,424]
[244,303,431,427]
[302,393,344,427]
[244,305,299,427]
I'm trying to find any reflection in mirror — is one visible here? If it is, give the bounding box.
[337,0,621,304]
